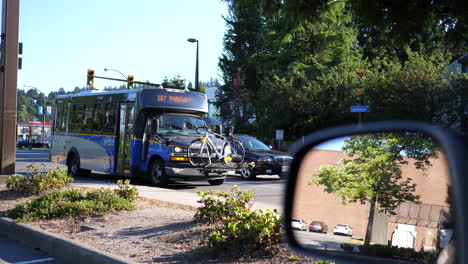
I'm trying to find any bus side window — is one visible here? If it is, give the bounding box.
[83,104,94,132]
[103,103,117,134]
[92,103,105,133]
[55,103,64,132]
[70,104,84,133]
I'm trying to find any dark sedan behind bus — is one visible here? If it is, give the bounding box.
[234,135,292,180]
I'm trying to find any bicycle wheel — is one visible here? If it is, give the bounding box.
[232,140,245,165]
[222,140,245,167]
[188,139,211,167]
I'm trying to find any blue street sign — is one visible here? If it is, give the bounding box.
[38,106,43,115]
[351,106,369,112]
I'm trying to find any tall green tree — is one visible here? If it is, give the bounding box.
[252,0,362,139]
[245,0,467,60]
[311,133,439,246]
[216,0,264,133]
[170,74,186,89]
[161,74,186,89]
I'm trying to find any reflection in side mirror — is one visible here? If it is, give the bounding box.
[291,132,453,262]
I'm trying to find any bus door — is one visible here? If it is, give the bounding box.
[116,103,135,175]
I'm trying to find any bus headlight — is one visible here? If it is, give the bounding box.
[173,146,187,153]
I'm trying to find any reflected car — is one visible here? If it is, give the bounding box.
[235,135,293,180]
[308,221,328,233]
[291,218,307,231]
[333,224,353,236]
[16,137,28,149]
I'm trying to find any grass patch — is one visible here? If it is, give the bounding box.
[6,188,135,222]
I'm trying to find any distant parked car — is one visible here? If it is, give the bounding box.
[333,224,353,236]
[308,221,328,233]
[235,135,293,180]
[16,137,28,149]
[291,218,308,231]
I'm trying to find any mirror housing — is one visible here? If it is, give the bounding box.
[284,121,468,263]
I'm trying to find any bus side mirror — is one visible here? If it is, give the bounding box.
[151,119,158,134]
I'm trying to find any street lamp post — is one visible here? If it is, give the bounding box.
[104,68,128,89]
[104,68,127,80]
[187,38,199,91]
[23,85,46,147]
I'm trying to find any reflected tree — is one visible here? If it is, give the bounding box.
[311,133,439,246]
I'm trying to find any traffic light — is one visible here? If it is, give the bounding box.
[127,75,134,89]
[87,69,95,87]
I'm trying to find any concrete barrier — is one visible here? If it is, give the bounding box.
[0,217,136,264]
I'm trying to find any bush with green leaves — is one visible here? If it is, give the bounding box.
[194,185,254,224]
[340,243,354,252]
[6,188,135,222]
[208,208,284,252]
[114,179,139,201]
[195,186,284,254]
[358,244,437,263]
[6,165,72,195]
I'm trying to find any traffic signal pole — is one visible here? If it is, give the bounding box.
[93,75,161,88]
[0,0,20,174]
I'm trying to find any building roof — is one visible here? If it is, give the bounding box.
[458,53,468,64]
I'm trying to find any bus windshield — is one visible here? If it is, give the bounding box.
[158,114,206,136]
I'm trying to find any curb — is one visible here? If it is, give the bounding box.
[0,217,136,264]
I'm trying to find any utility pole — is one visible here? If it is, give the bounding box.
[0,0,20,174]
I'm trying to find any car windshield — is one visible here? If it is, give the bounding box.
[158,114,206,136]
[238,137,270,151]
[292,219,300,222]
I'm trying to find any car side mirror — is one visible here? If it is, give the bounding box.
[284,121,468,263]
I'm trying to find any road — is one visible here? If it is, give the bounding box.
[293,230,361,252]
[14,149,286,211]
[0,235,58,264]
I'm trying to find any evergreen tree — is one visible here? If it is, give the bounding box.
[216,0,264,133]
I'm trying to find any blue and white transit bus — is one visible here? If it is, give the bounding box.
[50,88,233,187]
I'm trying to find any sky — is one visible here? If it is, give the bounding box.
[314,137,348,151]
[9,0,228,94]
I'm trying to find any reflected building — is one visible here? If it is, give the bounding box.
[294,149,451,251]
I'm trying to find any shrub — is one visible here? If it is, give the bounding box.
[6,166,72,195]
[6,188,135,222]
[208,208,284,252]
[195,186,284,254]
[340,243,354,252]
[194,185,254,224]
[358,244,437,263]
[114,179,139,201]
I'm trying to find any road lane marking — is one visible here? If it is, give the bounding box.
[13,258,55,264]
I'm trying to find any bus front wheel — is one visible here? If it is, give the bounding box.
[149,159,169,187]
[67,154,80,178]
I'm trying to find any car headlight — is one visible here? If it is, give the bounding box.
[258,157,273,164]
